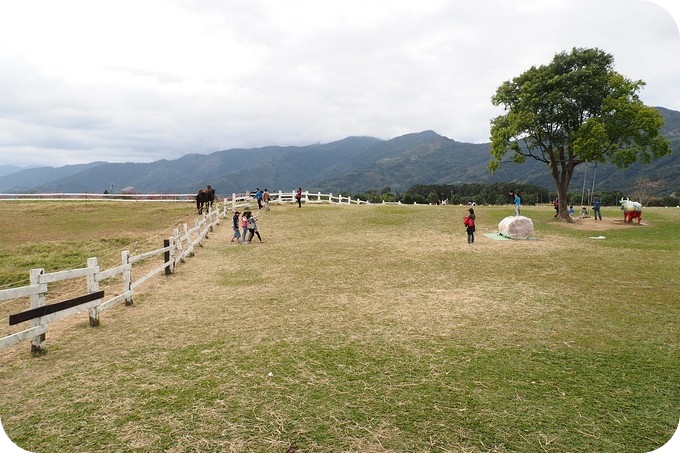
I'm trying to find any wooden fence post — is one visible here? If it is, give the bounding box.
[87,257,101,327]
[164,238,174,275]
[174,227,185,264]
[197,219,204,245]
[122,250,133,306]
[29,268,46,354]
[184,224,194,257]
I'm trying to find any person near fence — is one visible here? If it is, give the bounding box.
[263,188,271,211]
[255,188,263,209]
[247,211,263,242]
[295,187,302,208]
[231,210,241,243]
[241,211,249,243]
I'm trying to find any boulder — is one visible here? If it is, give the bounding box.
[498,216,534,239]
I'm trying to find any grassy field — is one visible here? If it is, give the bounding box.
[0,201,678,452]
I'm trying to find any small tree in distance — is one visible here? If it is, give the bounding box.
[488,47,671,221]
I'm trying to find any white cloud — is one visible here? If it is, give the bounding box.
[0,0,678,167]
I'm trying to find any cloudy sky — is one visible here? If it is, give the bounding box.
[1,0,679,168]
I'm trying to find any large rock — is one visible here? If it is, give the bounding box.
[498,216,534,239]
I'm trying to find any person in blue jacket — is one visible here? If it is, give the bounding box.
[254,188,263,209]
[513,191,521,216]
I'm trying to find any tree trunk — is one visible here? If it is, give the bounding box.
[555,182,572,222]
[552,159,575,222]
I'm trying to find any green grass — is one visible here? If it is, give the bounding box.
[0,201,678,452]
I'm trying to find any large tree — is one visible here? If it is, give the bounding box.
[488,47,671,220]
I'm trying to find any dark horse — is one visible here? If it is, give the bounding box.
[196,186,215,215]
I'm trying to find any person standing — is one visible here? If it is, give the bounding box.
[247,211,263,242]
[592,194,602,220]
[464,208,476,244]
[263,188,271,211]
[513,191,521,216]
[255,188,263,210]
[295,187,302,208]
[241,211,249,244]
[231,210,241,243]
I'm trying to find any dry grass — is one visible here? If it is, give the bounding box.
[0,201,678,452]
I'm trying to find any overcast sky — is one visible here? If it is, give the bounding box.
[1,0,679,168]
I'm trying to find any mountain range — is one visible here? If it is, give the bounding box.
[1,107,679,196]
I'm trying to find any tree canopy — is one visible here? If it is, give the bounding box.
[489,47,671,219]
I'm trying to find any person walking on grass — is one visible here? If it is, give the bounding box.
[247,211,263,242]
[231,210,241,243]
[464,208,476,244]
[295,187,302,208]
[263,188,271,211]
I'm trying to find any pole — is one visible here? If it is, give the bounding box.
[581,163,588,206]
[589,162,598,205]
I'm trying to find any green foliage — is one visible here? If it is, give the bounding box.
[490,47,672,214]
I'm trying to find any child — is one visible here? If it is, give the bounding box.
[247,211,263,242]
[241,211,249,243]
[464,208,476,244]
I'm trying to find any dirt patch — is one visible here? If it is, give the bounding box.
[557,216,648,231]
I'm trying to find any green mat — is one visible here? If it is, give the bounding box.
[483,232,538,241]
[483,232,512,240]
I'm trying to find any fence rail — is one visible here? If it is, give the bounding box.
[0,190,380,205]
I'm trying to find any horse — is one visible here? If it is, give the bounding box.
[196,186,215,215]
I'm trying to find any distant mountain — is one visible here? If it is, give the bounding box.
[1,107,678,196]
[0,165,24,178]
[0,162,106,192]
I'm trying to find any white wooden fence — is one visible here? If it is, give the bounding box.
[0,203,225,354]
[0,190,376,205]
[0,190,392,355]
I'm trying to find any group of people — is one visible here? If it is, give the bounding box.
[559,194,603,221]
[231,210,262,244]
[227,187,306,245]
[253,187,304,209]
[253,188,272,211]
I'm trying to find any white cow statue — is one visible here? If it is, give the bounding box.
[619,197,642,224]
